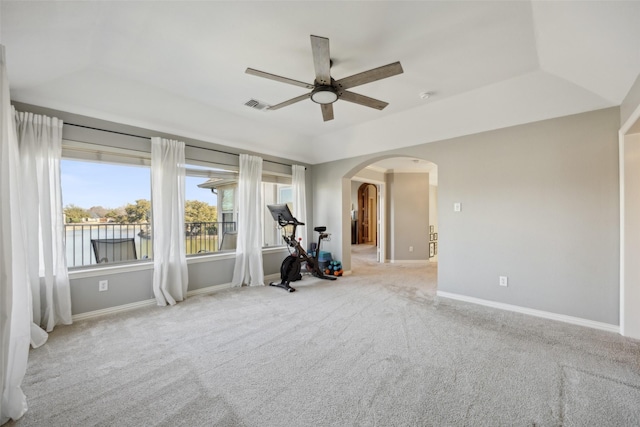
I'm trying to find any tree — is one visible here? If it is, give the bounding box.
[124,199,151,224]
[64,204,90,223]
[185,200,217,223]
[104,208,126,223]
[88,205,108,218]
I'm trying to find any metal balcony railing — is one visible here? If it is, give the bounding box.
[184,221,237,255]
[64,221,236,268]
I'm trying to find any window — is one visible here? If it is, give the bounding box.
[195,172,293,250]
[194,182,237,253]
[62,138,293,266]
[183,169,225,256]
[61,158,152,268]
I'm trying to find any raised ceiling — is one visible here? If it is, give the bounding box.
[2,1,639,164]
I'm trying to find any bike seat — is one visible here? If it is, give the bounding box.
[314,226,327,233]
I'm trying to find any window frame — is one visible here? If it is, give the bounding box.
[61,141,153,269]
[61,138,295,272]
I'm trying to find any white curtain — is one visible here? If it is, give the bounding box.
[232,154,264,287]
[0,44,31,424]
[14,108,71,340]
[292,165,307,241]
[151,137,188,306]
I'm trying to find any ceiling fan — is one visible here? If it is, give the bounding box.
[246,35,404,122]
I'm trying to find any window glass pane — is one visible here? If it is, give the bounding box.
[263,183,292,247]
[222,212,234,225]
[184,175,221,255]
[61,159,152,267]
[279,187,293,213]
[221,188,234,212]
[185,168,238,254]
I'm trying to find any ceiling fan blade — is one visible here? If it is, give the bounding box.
[310,35,331,85]
[336,62,404,91]
[321,104,334,122]
[340,91,389,110]
[268,93,311,110]
[246,68,314,90]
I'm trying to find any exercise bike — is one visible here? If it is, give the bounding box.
[267,204,337,292]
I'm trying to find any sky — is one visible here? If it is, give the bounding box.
[61,159,217,209]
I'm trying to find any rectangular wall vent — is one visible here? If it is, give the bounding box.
[244,99,270,111]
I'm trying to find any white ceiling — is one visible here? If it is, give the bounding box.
[2,1,639,165]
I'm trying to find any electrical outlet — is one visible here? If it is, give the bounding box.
[409,246,414,252]
[499,276,508,287]
[99,280,108,292]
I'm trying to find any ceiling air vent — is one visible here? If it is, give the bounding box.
[244,99,270,111]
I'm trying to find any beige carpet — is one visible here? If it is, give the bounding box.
[5,245,640,426]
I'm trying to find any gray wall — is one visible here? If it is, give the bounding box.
[12,102,301,176]
[312,107,620,325]
[386,173,429,261]
[15,102,623,324]
[70,249,288,315]
[71,268,154,314]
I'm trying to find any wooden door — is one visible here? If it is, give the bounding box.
[358,183,377,244]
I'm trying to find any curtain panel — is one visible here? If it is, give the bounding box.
[292,165,307,241]
[232,154,264,287]
[0,44,31,424]
[14,108,72,339]
[151,137,188,306]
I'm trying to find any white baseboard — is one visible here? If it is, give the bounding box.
[72,274,288,322]
[387,259,429,264]
[73,282,236,322]
[72,299,158,322]
[436,291,620,334]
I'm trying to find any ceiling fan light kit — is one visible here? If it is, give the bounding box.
[246,35,403,121]
[310,86,338,104]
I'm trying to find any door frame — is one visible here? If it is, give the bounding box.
[620,101,640,338]
[352,178,386,264]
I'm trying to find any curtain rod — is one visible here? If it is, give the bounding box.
[64,122,299,169]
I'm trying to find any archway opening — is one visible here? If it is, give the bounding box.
[345,156,438,276]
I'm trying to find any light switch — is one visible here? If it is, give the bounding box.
[453,202,461,212]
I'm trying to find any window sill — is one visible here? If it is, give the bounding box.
[262,245,289,254]
[186,251,236,264]
[68,246,289,279]
[68,260,154,279]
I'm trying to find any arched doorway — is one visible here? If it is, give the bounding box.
[344,156,438,272]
